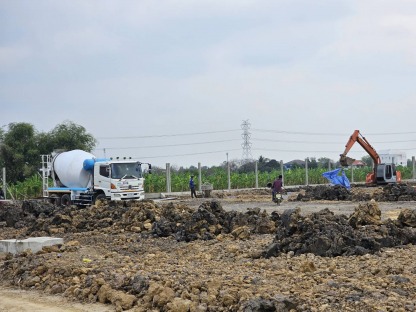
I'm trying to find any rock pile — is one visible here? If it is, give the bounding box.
[0,200,276,241]
[1,198,416,311]
[293,185,351,201]
[291,183,416,202]
[372,183,416,201]
[265,202,416,258]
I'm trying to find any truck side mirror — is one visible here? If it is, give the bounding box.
[148,164,152,174]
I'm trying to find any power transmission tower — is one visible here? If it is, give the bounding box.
[241,120,252,164]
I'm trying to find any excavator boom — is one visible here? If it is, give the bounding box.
[340,130,380,166]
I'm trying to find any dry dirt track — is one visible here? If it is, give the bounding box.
[0,287,113,312]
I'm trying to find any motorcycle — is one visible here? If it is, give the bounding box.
[267,182,284,205]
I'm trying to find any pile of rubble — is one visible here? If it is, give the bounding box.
[265,201,416,258]
[1,198,416,311]
[291,183,416,202]
[0,200,276,241]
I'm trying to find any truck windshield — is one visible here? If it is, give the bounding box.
[111,162,142,179]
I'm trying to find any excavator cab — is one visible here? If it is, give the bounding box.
[376,164,401,184]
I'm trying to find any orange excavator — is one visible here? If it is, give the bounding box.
[340,130,401,185]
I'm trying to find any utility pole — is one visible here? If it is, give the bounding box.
[227,153,231,190]
[2,167,5,200]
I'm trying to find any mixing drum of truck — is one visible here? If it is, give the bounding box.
[339,130,401,185]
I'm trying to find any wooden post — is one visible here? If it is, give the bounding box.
[2,167,6,200]
[198,162,202,192]
[166,163,171,193]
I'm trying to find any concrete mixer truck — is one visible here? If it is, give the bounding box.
[40,150,151,206]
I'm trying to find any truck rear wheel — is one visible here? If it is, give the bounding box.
[50,195,61,206]
[94,193,106,205]
[61,194,71,206]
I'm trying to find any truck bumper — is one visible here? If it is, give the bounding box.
[111,191,144,201]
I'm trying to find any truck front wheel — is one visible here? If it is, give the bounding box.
[61,194,71,206]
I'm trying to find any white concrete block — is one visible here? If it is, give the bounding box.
[0,237,64,254]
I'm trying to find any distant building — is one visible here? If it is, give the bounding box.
[352,160,366,168]
[379,150,407,167]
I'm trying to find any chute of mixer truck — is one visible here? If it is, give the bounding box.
[40,150,151,206]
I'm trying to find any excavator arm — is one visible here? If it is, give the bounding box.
[339,130,381,166]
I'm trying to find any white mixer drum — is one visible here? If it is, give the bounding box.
[53,150,95,188]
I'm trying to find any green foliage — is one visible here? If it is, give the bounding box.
[6,174,43,200]
[398,166,414,180]
[0,123,39,182]
[45,120,97,152]
[0,121,97,184]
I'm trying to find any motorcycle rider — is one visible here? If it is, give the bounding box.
[272,175,283,203]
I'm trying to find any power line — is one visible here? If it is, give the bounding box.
[253,138,416,144]
[252,129,416,136]
[94,139,240,150]
[97,129,240,140]
[253,147,416,153]
[118,148,241,160]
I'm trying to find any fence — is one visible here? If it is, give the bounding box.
[150,157,416,193]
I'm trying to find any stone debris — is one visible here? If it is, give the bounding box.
[348,199,382,228]
[290,183,416,202]
[265,206,416,258]
[0,191,416,311]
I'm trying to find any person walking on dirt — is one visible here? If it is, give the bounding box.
[272,175,283,202]
[189,176,197,198]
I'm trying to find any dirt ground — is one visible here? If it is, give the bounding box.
[1,186,416,311]
[0,286,114,312]
[172,191,411,221]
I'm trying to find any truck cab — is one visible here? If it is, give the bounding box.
[93,160,145,201]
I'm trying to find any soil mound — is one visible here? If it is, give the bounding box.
[373,183,416,201]
[264,206,416,258]
[292,185,351,201]
[291,183,416,202]
[2,200,416,259]
[2,198,416,311]
[0,200,276,241]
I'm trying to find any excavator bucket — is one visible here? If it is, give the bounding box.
[339,155,355,167]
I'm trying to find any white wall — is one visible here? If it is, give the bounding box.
[379,150,407,167]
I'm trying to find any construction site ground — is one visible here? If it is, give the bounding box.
[1,184,416,311]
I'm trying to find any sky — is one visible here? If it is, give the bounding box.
[1,0,416,168]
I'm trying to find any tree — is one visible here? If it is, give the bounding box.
[45,120,97,152]
[317,157,332,169]
[258,155,269,164]
[0,123,39,182]
[307,157,318,169]
[0,121,97,184]
[361,155,373,167]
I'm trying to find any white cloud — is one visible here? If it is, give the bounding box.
[0,45,31,67]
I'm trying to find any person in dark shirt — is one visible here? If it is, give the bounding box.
[189,176,197,198]
[0,187,4,200]
[272,175,283,202]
